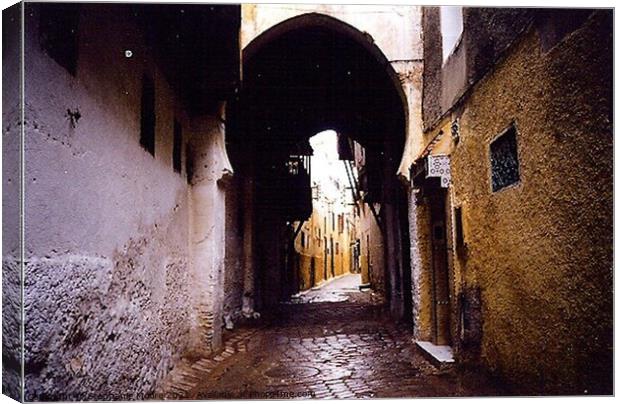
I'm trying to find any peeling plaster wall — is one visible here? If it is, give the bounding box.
[186,114,232,352]
[21,5,204,400]
[2,3,24,400]
[446,11,612,394]
[394,60,424,179]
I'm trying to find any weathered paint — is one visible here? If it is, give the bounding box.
[241,4,421,62]
[19,5,238,400]
[418,9,613,394]
[2,3,24,400]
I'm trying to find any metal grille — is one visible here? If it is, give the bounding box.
[490,125,520,192]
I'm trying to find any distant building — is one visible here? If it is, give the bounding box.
[292,132,356,291]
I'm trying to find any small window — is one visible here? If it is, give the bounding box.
[490,124,520,192]
[440,6,463,62]
[454,206,464,249]
[336,242,339,255]
[301,232,306,248]
[140,74,156,156]
[39,3,79,76]
[173,120,182,173]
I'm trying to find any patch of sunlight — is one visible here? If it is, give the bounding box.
[309,130,351,211]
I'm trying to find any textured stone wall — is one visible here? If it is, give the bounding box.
[20,5,229,400]
[422,7,534,131]
[223,176,244,325]
[24,228,191,400]
[445,11,612,394]
[2,259,21,400]
[421,8,442,134]
[2,3,24,400]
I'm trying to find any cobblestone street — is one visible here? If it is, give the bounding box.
[7,5,612,400]
[157,274,505,399]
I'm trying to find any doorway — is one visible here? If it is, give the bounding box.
[429,189,452,346]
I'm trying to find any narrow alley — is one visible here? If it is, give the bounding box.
[2,3,613,401]
[157,274,503,399]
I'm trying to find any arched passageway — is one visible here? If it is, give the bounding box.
[226,13,412,322]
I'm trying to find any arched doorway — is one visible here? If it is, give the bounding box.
[227,13,412,323]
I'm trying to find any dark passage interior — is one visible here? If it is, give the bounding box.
[227,14,412,322]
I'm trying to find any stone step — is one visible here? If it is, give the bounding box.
[414,340,455,369]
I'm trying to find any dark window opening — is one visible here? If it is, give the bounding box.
[301,232,306,248]
[140,74,156,156]
[490,125,520,192]
[185,143,194,184]
[39,3,79,76]
[454,206,464,249]
[173,119,182,173]
[434,223,444,241]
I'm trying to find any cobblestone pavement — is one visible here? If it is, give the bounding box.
[287,273,363,304]
[157,274,505,399]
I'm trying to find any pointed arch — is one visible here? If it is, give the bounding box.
[242,12,408,129]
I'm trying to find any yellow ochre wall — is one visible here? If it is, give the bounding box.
[444,12,612,394]
[294,207,354,291]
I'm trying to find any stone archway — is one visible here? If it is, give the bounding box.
[227,12,414,322]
